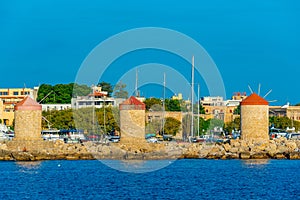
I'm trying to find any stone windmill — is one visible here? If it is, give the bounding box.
[240,84,274,142]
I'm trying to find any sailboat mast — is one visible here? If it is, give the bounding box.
[198,83,200,137]
[135,68,138,97]
[162,73,166,136]
[191,56,194,138]
[103,97,106,134]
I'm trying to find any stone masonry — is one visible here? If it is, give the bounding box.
[119,96,145,139]
[240,93,269,142]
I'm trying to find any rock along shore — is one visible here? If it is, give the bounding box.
[0,137,300,161]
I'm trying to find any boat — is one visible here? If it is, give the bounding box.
[269,127,288,138]
[0,124,14,141]
[286,133,300,140]
[61,129,86,143]
[41,129,63,141]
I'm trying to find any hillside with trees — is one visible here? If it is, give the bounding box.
[37,83,91,104]
[42,107,120,134]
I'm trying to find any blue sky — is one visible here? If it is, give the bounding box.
[1,0,300,105]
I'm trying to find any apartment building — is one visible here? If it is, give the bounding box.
[0,87,38,125]
[71,85,116,109]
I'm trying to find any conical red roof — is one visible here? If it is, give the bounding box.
[240,93,268,106]
[120,96,145,105]
[119,96,145,110]
[15,96,42,111]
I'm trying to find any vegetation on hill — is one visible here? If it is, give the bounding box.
[224,117,241,133]
[113,82,128,99]
[143,98,162,111]
[182,114,220,136]
[145,117,181,136]
[143,97,204,113]
[42,107,120,134]
[269,116,300,132]
[97,81,113,97]
[37,83,91,104]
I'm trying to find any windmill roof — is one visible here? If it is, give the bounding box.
[15,96,42,111]
[240,93,269,106]
[120,96,145,105]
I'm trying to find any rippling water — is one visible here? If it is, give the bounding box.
[0,159,299,199]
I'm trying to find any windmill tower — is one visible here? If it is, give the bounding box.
[240,85,272,142]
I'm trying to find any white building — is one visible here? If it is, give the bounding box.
[201,96,225,107]
[71,96,116,109]
[42,104,72,111]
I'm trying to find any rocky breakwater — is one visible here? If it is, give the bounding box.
[0,137,300,161]
[0,140,94,161]
[194,137,300,159]
[85,137,300,160]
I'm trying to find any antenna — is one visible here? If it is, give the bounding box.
[135,68,138,97]
[248,85,254,94]
[263,89,272,99]
[197,83,200,137]
[191,55,194,138]
[258,83,261,96]
[162,72,166,136]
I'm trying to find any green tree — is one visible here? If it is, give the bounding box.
[233,105,241,115]
[98,81,113,97]
[163,117,181,136]
[144,98,162,111]
[37,84,53,103]
[37,83,91,104]
[182,114,210,138]
[113,82,128,98]
[72,83,91,97]
[145,119,162,134]
[43,106,120,135]
[165,99,181,111]
[224,117,241,133]
[193,103,205,114]
[269,116,300,131]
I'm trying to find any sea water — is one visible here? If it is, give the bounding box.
[0,159,299,199]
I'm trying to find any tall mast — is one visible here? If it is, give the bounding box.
[162,72,166,136]
[103,96,106,134]
[198,83,200,137]
[191,56,194,138]
[135,68,138,97]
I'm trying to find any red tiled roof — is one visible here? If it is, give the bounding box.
[120,96,145,105]
[119,96,145,110]
[240,93,269,106]
[14,96,42,111]
[88,92,107,97]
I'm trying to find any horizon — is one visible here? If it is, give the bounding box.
[1,1,300,105]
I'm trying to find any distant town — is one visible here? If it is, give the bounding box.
[1,83,300,138]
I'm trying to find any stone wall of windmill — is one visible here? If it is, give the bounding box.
[119,96,146,139]
[240,93,269,142]
[7,96,54,151]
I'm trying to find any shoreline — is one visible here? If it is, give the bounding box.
[0,137,300,161]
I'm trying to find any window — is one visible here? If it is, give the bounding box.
[3,92,8,95]
[13,91,19,95]
[0,92,2,95]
